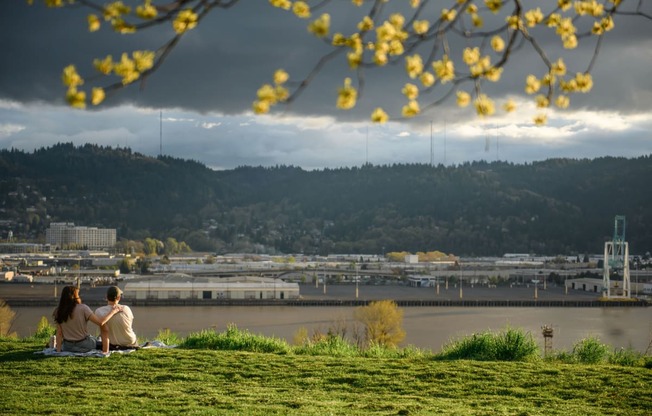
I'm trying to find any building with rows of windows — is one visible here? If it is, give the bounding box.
[45,222,116,250]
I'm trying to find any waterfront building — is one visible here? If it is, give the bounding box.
[123,275,300,301]
[45,222,116,250]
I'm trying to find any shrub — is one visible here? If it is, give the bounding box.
[437,328,539,362]
[572,336,609,364]
[0,299,17,338]
[155,328,183,346]
[608,348,643,367]
[437,332,496,361]
[294,334,359,357]
[181,324,290,354]
[494,327,539,361]
[354,300,406,348]
[644,357,652,369]
[25,316,55,342]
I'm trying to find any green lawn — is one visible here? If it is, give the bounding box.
[1,339,651,415]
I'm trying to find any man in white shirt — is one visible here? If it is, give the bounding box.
[95,286,138,349]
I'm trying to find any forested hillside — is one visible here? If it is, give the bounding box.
[1,143,650,256]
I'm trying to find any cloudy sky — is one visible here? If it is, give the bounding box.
[1,1,650,170]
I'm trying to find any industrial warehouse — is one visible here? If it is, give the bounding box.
[123,274,300,302]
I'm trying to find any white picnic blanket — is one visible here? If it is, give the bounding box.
[35,340,175,358]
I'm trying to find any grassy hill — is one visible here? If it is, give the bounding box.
[1,327,651,415]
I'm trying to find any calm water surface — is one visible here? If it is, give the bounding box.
[12,306,652,353]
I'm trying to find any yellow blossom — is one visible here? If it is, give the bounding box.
[533,114,547,126]
[91,87,105,106]
[358,16,374,31]
[45,0,64,7]
[535,95,550,108]
[347,51,362,69]
[62,65,83,88]
[388,40,404,56]
[551,58,566,76]
[402,83,419,100]
[376,22,396,42]
[420,72,435,87]
[410,0,421,8]
[485,66,503,82]
[132,50,155,72]
[556,18,576,37]
[441,9,457,22]
[374,51,388,66]
[558,0,572,11]
[401,100,420,118]
[413,20,429,35]
[293,1,311,19]
[136,1,158,20]
[274,69,289,85]
[405,54,423,79]
[275,86,289,102]
[524,8,544,27]
[555,95,570,109]
[337,78,357,110]
[485,0,503,13]
[389,14,405,29]
[103,1,131,21]
[88,14,100,32]
[433,55,455,83]
[93,55,114,75]
[371,107,389,124]
[173,9,198,34]
[112,19,136,34]
[257,84,277,104]
[463,47,480,65]
[524,75,541,94]
[252,100,270,114]
[601,16,615,32]
[503,99,516,112]
[563,34,578,49]
[547,13,562,28]
[474,94,495,117]
[491,36,505,52]
[332,33,347,46]
[113,53,139,85]
[466,4,478,14]
[66,88,86,109]
[592,22,604,35]
[471,13,483,28]
[269,0,291,10]
[506,15,521,29]
[352,0,364,6]
[308,14,330,38]
[456,91,471,107]
[574,73,593,92]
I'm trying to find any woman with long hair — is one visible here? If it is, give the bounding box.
[53,285,122,354]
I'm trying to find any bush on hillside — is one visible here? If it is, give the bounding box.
[180,324,290,354]
[436,328,540,362]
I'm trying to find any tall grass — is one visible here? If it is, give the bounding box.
[180,324,291,354]
[437,327,540,361]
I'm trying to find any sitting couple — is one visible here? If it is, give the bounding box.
[52,285,138,354]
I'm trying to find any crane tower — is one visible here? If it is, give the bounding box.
[602,215,630,298]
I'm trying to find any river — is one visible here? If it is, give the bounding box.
[11,306,652,353]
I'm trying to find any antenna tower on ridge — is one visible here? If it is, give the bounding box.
[159,110,163,157]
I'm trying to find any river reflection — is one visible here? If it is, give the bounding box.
[12,306,652,353]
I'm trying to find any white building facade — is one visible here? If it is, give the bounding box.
[46,222,116,249]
